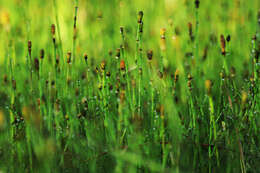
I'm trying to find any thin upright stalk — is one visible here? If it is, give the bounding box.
[136,11,144,116]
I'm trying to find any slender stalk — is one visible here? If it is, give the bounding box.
[136,11,144,116]
[72,0,79,64]
[205,80,219,170]
[53,0,64,64]
[195,0,200,74]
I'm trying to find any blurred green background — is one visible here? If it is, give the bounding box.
[0,0,259,172]
[0,0,259,71]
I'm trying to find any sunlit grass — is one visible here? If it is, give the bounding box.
[0,0,259,172]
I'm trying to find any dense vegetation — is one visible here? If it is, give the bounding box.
[0,0,259,172]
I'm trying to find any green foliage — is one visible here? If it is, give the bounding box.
[0,0,259,172]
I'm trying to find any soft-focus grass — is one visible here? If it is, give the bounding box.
[0,0,259,172]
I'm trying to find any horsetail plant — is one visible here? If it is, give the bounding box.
[194,0,200,73]
[205,79,219,171]
[136,11,144,116]
[0,1,259,172]
[72,0,79,64]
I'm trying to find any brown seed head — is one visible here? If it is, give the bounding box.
[56,56,60,65]
[34,58,39,71]
[74,15,77,28]
[46,80,49,86]
[147,49,153,60]
[220,34,226,56]
[95,67,99,74]
[100,61,106,70]
[226,35,231,42]
[52,37,56,44]
[195,0,200,8]
[120,26,124,35]
[187,74,193,91]
[28,40,32,55]
[67,52,72,64]
[37,98,41,107]
[120,60,126,71]
[84,53,88,63]
[40,49,44,59]
[51,24,55,36]
[187,81,192,91]
[106,71,111,77]
[187,74,193,81]
[137,11,144,23]
[116,48,120,59]
[28,40,32,49]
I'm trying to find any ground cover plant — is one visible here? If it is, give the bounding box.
[0,0,259,172]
